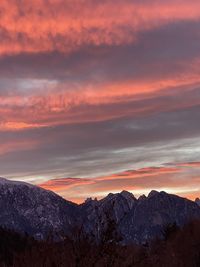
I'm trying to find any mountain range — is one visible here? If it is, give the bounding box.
[0,177,199,244]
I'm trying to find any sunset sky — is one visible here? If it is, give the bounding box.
[1,0,200,203]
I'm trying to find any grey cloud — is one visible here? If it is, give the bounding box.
[1,89,200,180]
[0,20,199,85]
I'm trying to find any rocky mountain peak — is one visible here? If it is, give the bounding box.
[148,190,160,198]
[120,190,136,200]
[138,194,146,201]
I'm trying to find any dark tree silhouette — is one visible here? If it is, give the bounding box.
[0,220,199,266]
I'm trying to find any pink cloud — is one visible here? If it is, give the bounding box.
[38,162,200,203]
[1,1,200,56]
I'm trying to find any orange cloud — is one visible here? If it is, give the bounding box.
[40,177,94,191]
[1,1,200,56]
[38,162,200,203]
[1,122,46,131]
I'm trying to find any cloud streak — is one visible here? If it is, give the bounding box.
[1,67,200,131]
[39,162,200,203]
[0,1,200,56]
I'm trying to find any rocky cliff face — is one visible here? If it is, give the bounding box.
[0,178,77,239]
[78,191,137,241]
[79,190,200,244]
[0,177,200,244]
[119,191,200,244]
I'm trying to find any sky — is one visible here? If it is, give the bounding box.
[1,0,200,203]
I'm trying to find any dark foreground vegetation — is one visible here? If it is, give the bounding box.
[0,220,200,267]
